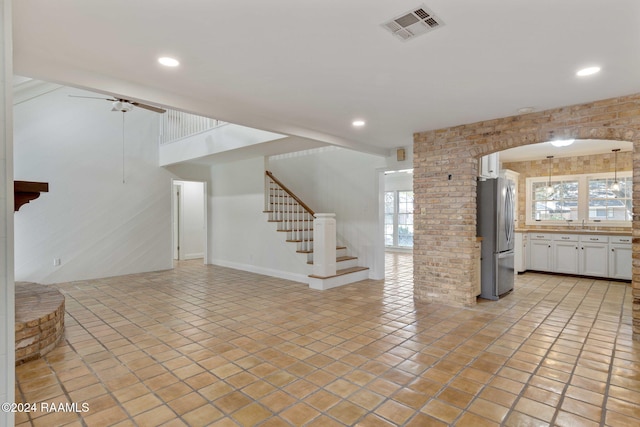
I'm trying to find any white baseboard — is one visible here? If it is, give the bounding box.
[184,253,204,260]
[209,259,308,284]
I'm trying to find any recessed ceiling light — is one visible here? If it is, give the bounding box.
[517,107,535,114]
[158,57,180,67]
[576,66,600,77]
[352,120,365,127]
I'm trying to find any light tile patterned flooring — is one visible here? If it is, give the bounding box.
[14,253,640,426]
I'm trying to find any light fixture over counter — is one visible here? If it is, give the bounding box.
[611,148,621,191]
[546,155,554,194]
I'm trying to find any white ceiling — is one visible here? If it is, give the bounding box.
[12,1,640,156]
[500,139,633,163]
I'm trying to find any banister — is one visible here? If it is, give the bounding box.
[265,171,315,217]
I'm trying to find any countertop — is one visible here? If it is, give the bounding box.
[516,228,631,236]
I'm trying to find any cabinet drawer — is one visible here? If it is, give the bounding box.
[610,236,632,244]
[580,235,609,243]
[529,233,552,240]
[553,234,578,242]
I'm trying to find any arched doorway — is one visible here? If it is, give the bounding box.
[412,93,640,339]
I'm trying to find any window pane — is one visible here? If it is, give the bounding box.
[588,176,632,221]
[385,192,395,214]
[531,179,578,221]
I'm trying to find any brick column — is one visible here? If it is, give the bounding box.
[413,94,640,340]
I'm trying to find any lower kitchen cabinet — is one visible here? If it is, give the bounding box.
[579,235,609,278]
[553,234,579,275]
[528,234,552,271]
[514,232,527,273]
[525,232,630,281]
[609,236,632,280]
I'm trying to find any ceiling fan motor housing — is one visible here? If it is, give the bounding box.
[112,101,134,112]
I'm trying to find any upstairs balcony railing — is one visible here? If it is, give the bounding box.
[159,109,226,145]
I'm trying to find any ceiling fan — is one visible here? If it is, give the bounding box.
[69,94,167,184]
[69,95,167,114]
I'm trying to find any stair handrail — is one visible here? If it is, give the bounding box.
[265,171,316,217]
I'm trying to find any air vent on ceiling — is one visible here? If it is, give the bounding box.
[382,5,444,41]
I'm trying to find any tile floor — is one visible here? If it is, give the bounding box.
[14,253,639,426]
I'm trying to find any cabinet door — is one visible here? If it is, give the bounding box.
[479,153,499,178]
[529,240,551,271]
[580,243,609,277]
[609,244,632,280]
[554,241,579,274]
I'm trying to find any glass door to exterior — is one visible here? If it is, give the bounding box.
[385,190,414,248]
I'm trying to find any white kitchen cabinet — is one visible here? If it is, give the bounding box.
[609,236,632,280]
[479,153,499,179]
[529,233,552,271]
[514,232,527,273]
[553,234,579,275]
[525,232,630,280]
[579,235,609,278]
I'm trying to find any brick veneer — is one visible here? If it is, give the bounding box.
[503,151,632,231]
[15,282,65,365]
[413,93,640,339]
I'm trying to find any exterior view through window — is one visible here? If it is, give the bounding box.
[528,172,632,225]
[385,190,414,247]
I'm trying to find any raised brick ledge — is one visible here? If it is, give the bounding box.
[15,282,65,365]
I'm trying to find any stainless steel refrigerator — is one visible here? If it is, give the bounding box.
[477,177,515,300]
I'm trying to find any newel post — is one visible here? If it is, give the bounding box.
[313,213,336,277]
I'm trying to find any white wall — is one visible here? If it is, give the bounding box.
[13,86,199,284]
[268,147,400,279]
[208,156,309,283]
[384,170,413,192]
[1,0,15,423]
[175,180,205,260]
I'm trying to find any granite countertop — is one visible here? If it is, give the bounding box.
[516,228,631,236]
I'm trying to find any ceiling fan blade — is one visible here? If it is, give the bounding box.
[70,95,166,113]
[131,102,167,114]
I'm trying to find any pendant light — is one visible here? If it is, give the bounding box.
[611,149,621,191]
[546,156,554,194]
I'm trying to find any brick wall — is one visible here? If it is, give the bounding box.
[503,151,633,231]
[413,93,640,338]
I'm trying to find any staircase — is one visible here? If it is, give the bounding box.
[264,171,369,289]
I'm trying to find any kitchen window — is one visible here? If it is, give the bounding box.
[526,171,632,226]
[385,190,414,247]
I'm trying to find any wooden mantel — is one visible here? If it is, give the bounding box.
[14,181,49,212]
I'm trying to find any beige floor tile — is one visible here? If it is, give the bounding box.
[12,254,639,427]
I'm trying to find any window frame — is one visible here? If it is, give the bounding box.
[525,171,632,228]
[384,189,414,248]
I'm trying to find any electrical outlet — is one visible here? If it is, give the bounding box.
[53,258,61,267]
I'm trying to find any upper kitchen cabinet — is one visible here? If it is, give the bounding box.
[479,153,499,179]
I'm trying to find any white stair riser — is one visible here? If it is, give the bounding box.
[308,269,370,290]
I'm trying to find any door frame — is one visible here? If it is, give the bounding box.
[171,179,208,265]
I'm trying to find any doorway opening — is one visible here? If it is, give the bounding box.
[377,168,414,284]
[383,169,414,252]
[172,180,207,263]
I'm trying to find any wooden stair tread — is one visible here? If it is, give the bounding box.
[308,266,369,279]
[296,246,345,254]
[278,229,313,232]
[287,239,314,243]
[307,256,357,265]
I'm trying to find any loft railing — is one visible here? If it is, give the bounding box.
[159,109,226,145]
[265,171,315,252]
